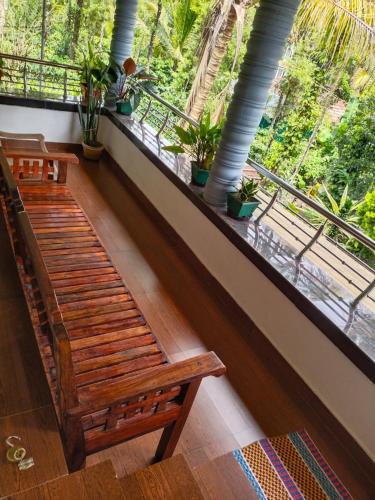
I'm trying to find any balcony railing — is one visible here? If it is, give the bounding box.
[0,53,374,319]
[0,53,81,101]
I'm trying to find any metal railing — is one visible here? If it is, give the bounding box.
[0,53,81,101]
[135,86,375,311]
[0,53,374,312]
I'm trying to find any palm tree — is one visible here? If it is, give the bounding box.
[70,0,84,60]
[297,0,375,70]
[184,0,255,121]
[157,0,198,70]
[146,0,163,67]
[186,0,375,121]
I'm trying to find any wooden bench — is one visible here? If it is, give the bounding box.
[0,146,226,472]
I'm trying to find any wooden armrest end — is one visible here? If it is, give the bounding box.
[72,352,226,416]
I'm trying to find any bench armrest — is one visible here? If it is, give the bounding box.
[4,148,79,184]
[3,149,79,164]
[69,352,226,417]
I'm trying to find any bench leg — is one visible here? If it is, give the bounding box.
[57,161,67,184]
[63,415,86,472]
[154,379,201,461]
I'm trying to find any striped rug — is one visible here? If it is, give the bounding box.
[233,430,352,499]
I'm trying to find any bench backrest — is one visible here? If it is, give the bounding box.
[0,131,49,152]
[3,148,79,184]
[0,148,23,205]
[15,210,78,416]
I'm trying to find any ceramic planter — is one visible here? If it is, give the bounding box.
[227,192,260,220]
[116,100,133,116]
[82,142,104,161]
[191,162,210,187]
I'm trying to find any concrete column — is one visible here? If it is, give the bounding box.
[110,0,139,65]
[107,0,139,105]
[204,0,302,206]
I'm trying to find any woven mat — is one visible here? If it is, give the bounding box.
[233,429,352,499]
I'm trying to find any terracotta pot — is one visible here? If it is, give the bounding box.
[82,142,104,161]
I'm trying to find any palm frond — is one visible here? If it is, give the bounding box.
[297,0,375,70]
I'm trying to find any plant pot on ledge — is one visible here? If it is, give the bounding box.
[227,192,260,219]
[116,100,133,116]
[191,162,210,187]
[82,141,104,161]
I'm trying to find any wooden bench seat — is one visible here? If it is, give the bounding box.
[19,182,167,391]
[0,144,225,472]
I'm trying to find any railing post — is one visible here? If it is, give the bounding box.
[297,221,327,260]
[156,112,170,139]
[140,99,152,124]
[255,187,280,224]
[63,70,68,102]
[352,279,375,309]
[23,62,27,97]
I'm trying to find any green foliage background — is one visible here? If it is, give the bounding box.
[0,0,374,257]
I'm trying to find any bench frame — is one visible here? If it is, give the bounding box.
[0,146,226,472]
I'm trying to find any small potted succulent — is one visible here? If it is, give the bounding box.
[78,44,117,160]
[163,114,222,186]
[227,178,261,219]
[116,57,156,116]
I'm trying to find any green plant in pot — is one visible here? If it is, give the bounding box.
[78,44,117,160]
[116,57,156,116]
[163,114,222,186]
[227,178,261,220]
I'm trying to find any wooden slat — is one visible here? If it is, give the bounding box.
[76,353,166,387]
[56,285,127,304]
[61,300,135,321]
[72,333,157,363]
[23,159,30,177]
[75,343,162,374]
[48,261,113,274]
[70,325,151,350]
[68,316,146,339]
[64,308,141,330]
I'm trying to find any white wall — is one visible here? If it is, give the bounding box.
[99,116,375,461]
[0,104,81,143]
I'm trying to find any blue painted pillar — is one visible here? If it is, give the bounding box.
[204,0,302,206]
[110,0,139,65]
[107,0,139,105]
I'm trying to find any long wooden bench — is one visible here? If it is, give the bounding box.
[0,145,226,472]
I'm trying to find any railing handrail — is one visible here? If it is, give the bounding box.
[0,53,374,254]
[143,87,198,127]
[247,160,375,252]
[0,52,81,72]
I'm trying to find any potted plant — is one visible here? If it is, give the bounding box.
[227,178,261,220]
[116,57,156,116]
[163,114,222,186]
[78,45,117,160]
